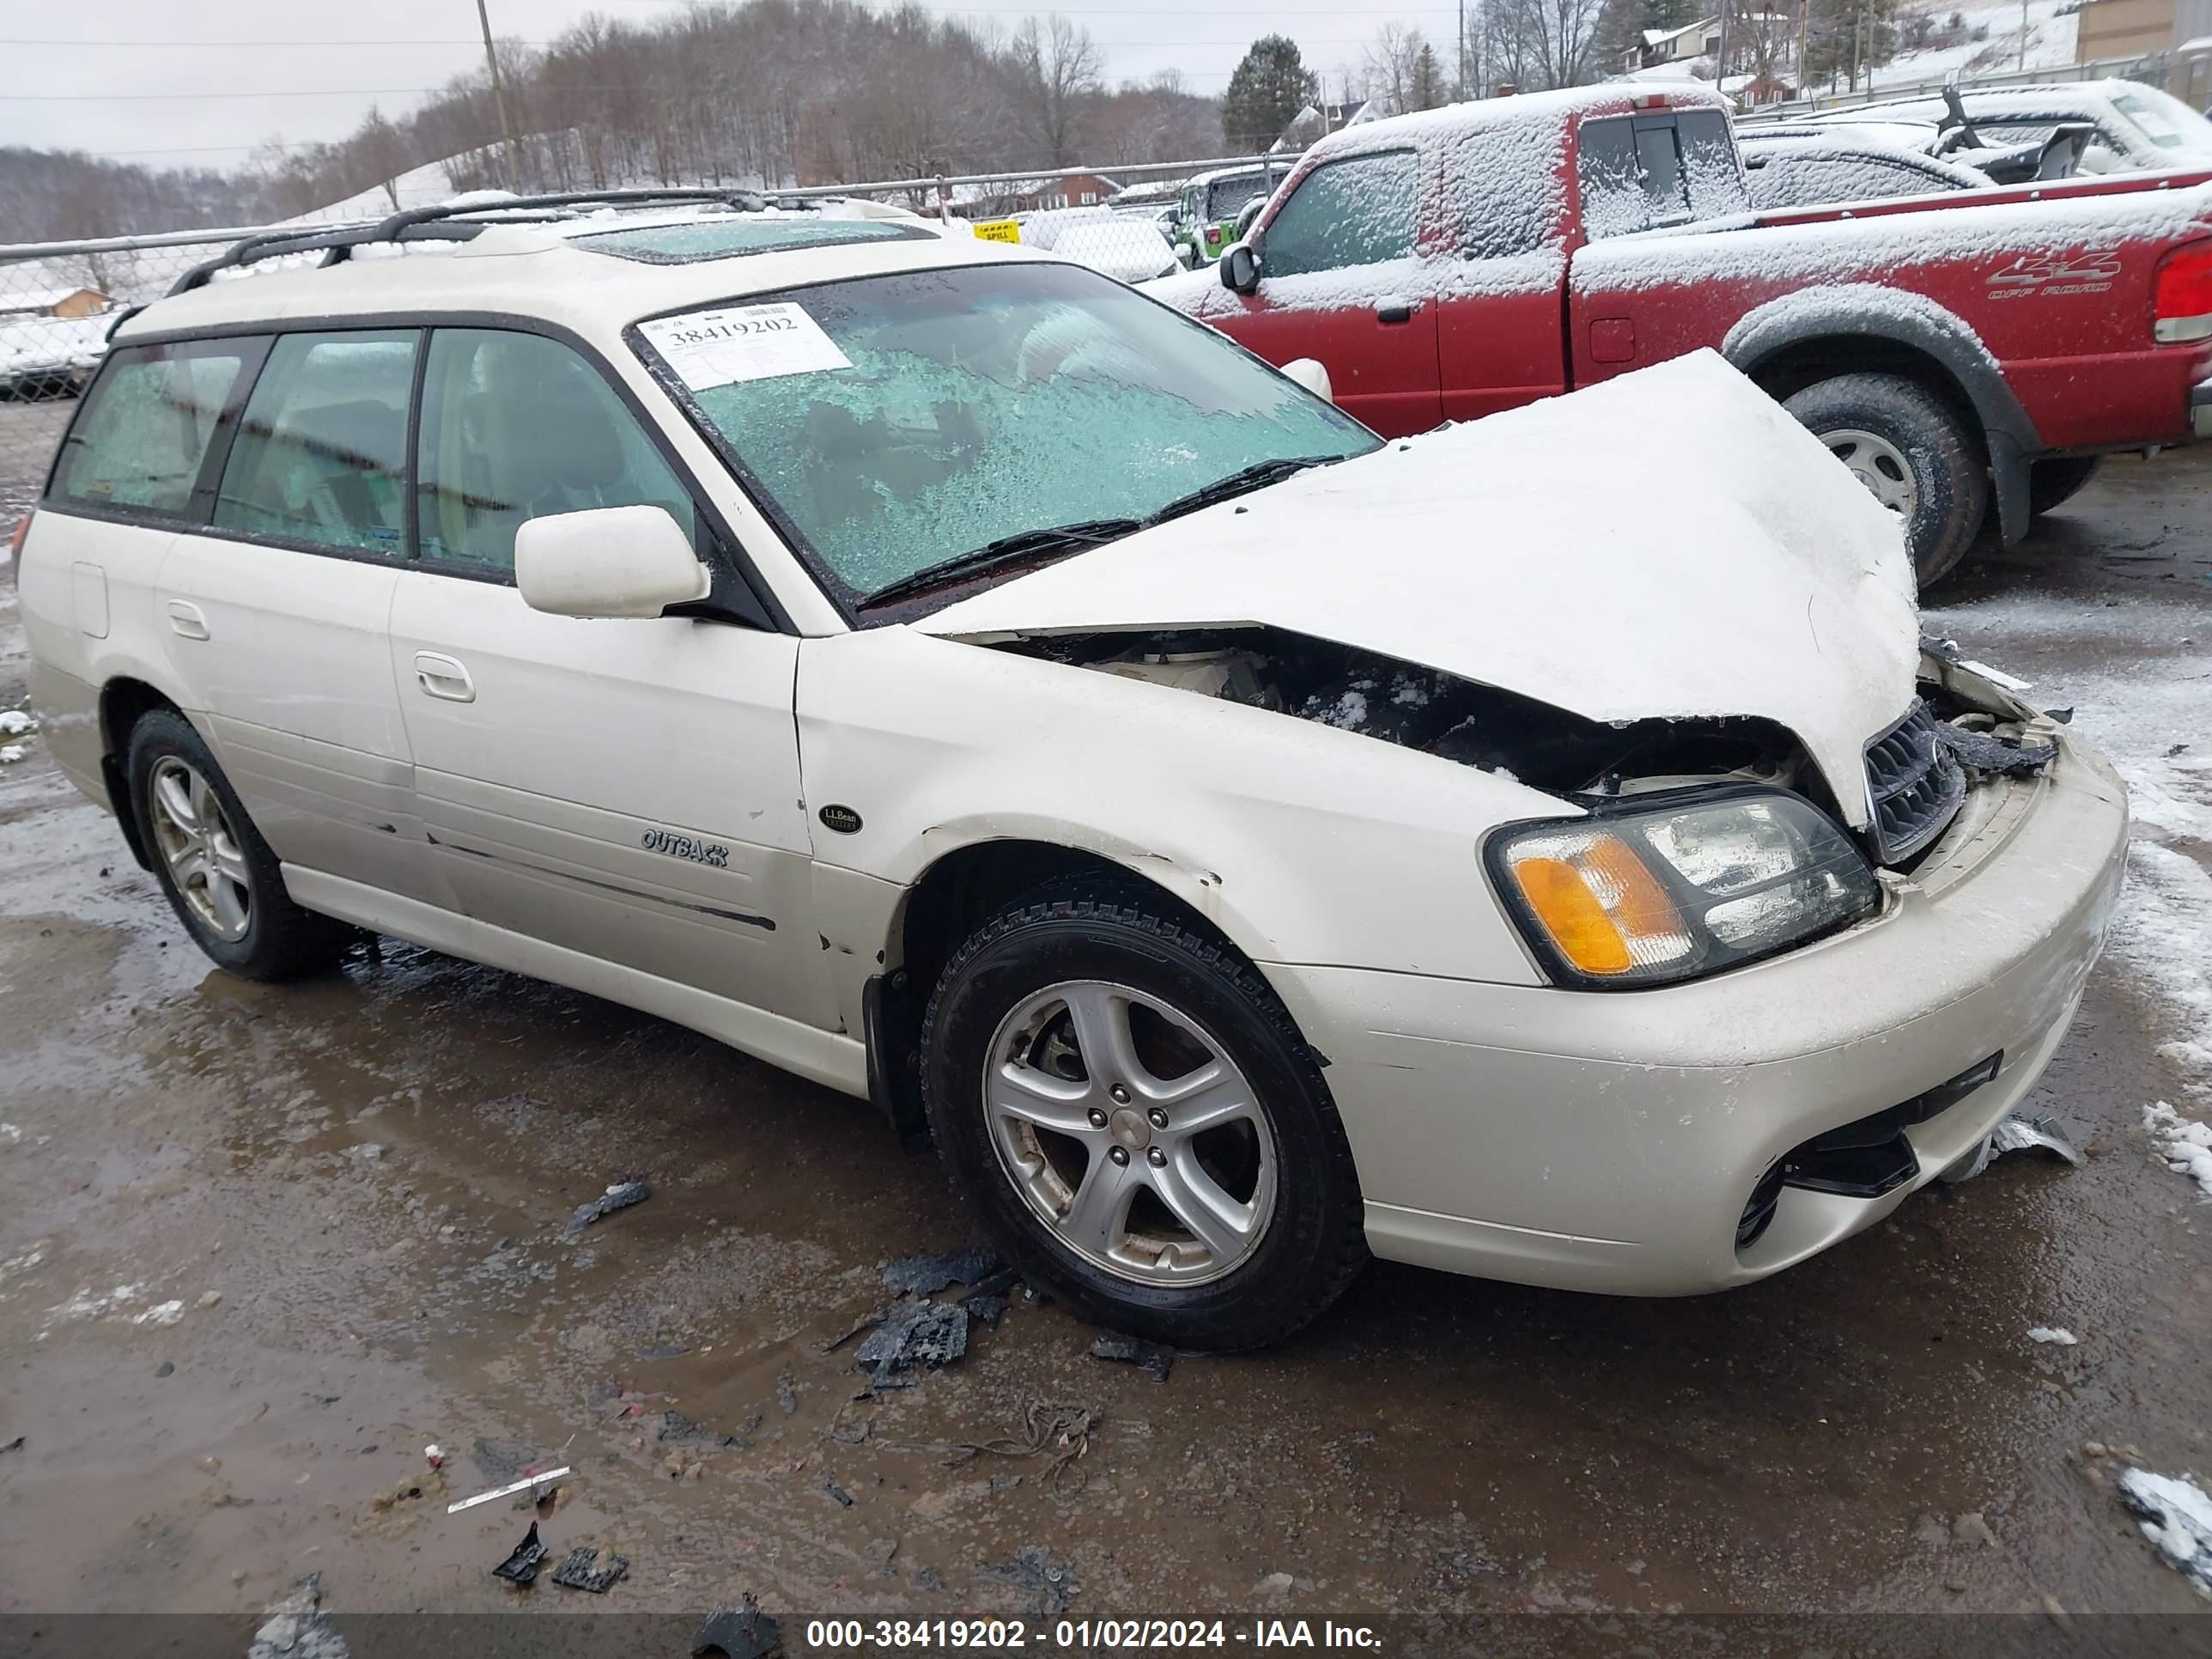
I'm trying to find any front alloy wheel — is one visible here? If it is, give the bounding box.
[147,755,253,941]
[985,979,1277,1286]
[921,883,1368,1351]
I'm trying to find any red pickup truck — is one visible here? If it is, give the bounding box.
[1148,82,2212,585]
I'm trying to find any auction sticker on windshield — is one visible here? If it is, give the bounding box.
[638,302,852,389]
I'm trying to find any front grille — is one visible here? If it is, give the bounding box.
[1863,701,1966,865]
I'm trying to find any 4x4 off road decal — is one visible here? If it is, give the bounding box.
[641,828,732,868]
[1986,249,2121,300]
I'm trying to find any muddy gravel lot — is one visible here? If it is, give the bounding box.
[0,437,2208,1651]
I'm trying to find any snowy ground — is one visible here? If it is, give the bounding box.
[1867,0,2084,94]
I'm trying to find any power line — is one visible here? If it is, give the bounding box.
[0,88,451,101]
[0,38,553,48]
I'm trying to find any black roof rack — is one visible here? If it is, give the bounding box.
[167,186,776,297]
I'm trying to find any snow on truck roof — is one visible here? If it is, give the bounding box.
[1297,82,1730,168]
[115,198,1040,345]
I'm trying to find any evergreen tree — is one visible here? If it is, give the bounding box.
[1221,34,1321,151]
[1803,0,1898,88]
[1408,41,1449,109]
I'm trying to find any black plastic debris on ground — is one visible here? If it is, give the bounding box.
[823,1476,854,1508]
[1936,723,2057,778]
[550,1546,629,1593]
[1090,1333,1172,1382]
[882,1243,1001,1297]
[854,1297,969,1389]
[492,1521,550,1587]
[981,1545,1079,1618]
[694,1601,784,1659]
[562,1180,652,1239]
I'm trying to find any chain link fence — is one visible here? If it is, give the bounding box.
[1,223,283,526]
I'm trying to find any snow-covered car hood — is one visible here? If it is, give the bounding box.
[918,351,1920,826]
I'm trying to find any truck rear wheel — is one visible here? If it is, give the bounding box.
[1783,374,1988,589]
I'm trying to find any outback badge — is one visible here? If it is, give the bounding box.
[818,804,863,835]
[640,828,730,868]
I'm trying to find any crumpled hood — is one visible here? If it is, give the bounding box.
[918,351,1919,826]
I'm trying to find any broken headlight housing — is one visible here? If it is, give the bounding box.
[1486,787,1880,990]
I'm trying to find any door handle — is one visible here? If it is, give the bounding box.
[165,600,210,641]
[413,652,476,703]
[1375,298,1421,325]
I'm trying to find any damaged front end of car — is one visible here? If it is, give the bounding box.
[985,620,2067,995]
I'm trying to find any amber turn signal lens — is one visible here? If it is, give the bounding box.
[1507,833,1688,978]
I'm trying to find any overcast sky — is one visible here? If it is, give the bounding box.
[0,0,1473,170]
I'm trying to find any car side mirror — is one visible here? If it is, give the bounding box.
[1220,240,1261,294]
[515,504,711,619]
[1280,357,1334,403]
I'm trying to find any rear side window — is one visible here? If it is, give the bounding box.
[213,330,418,556]
[415,328,696,574]
[50,342,250,517]
[1579,112,1746,239]
[1262,150,1419,277]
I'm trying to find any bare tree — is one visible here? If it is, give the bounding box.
[1010,14,1106,167]
[1362,24,1423,114]
[1484,0,1608,88]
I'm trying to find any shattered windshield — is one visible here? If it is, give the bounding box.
[634,263,1377,608]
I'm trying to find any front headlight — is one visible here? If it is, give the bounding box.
[1485,787,1880,990]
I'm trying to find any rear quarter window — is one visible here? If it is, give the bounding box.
[49,341,253,519]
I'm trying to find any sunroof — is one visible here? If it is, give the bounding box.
[573,216,934,262]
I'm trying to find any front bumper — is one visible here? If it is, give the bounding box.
[1264,729,2130,1296]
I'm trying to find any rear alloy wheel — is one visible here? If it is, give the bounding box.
[1784,373,1989,589]
[126,708,354,981]
[921,884,1367,1351]
[147,755,253,943]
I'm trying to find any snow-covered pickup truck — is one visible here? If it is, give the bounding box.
[1150,82,2212,585]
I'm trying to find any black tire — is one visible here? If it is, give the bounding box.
[2028,455,2102,517]
[1783,373,1989,589]
[920,882,1367,1351]
[125,708,353,981]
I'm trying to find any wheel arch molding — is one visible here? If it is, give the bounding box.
[1722,286,2042,544]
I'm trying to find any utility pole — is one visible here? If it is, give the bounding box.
[1458,0,1468,99]
[476,0,524,191]
[2019,0,2028,71]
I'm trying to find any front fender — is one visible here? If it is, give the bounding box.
[795,628,1562,988]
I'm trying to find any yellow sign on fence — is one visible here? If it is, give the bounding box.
[969,219,1022,243]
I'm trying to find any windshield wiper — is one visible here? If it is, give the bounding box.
[1141,454,1340,527]
[858,518,1142,609]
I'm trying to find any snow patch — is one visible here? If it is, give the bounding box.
[0,746,23,764]
[2026,1326,2078,1345]
[131,1298,185,1328]
[0,710,33,736]
[2118,1468,2212,1599]
[2111,845,2212,1088]
[2144,1102,2212,1200]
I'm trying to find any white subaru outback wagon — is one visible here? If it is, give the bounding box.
[17,191,2128,1349]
